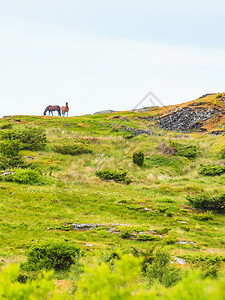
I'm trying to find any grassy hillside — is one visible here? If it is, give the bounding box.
[0,93,225,298]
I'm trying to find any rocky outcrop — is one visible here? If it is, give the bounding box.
[158,106,213,132]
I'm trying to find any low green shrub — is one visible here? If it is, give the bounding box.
[220,148,225,159]
[0,156,27,170]
[146,250,182,287]
[199,164,225,176]
[156,205,169,213]
[96,169,132,184]
[170,142,198,158]
[1,127,47,150]
[133,151,144,166]
[120,230,132,239]
[136,235,161,242]
[21,240,81,271]
[1,169,49,185]
[179,253,222,279]
[216,93,222,99]
[155,228,171,234]
[0,139,21,157]
[0,123,13,129]
[192,211,214,221]
[164,235,177,245]
[187,193,225,212]
[53,143,92,155]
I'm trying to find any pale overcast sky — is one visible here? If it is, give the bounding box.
[0,0,225,117]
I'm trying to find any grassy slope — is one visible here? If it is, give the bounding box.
[0,94,225,276]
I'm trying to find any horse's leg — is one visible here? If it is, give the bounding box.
[67,111,68,117]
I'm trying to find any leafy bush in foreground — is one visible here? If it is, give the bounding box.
[2,257,225,299]
[133,151,144,166]
[0,265,63,299]
[53,143,92,155]
[21,240,81,271]
[199,164,225,176]
[187,193,225,212]
[1,169,49,185]
[96,169,132,184]
[1,127,47,150]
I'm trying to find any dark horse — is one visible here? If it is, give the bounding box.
[43,105,61,116]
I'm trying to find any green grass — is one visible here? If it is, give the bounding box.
[0,112,225,296]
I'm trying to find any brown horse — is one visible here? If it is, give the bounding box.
[62,102,69,117]
[43,105,61,116]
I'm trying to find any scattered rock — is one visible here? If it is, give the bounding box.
[72,224,108,230]
[209,130,225,136]
[178,240,197,245]
[1,170,14,177]
[172,256,186,265]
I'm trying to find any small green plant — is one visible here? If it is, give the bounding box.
[1,127,47,150]
[199,165,225,176]
[96,169,132,184]
[192,211,214,221]
[21,240,81,271]
[53,143,92,155]
[133,151,144,166]
[187,193,225,212]
[146,250,182,287]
